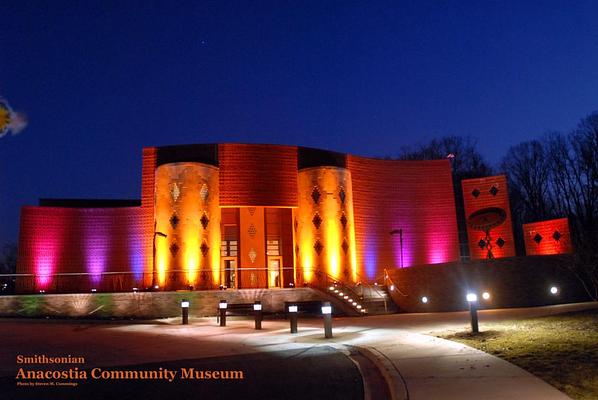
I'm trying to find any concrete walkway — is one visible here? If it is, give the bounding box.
[3,302,594,399]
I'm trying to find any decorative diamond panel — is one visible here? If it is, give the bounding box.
[200,213,209,230]
[314,240,323,255]
[169,242,179,257]
[169,214,180,229]
[552,231,561,241]
[533,233,543,244]
[472,188,481,198]
[340,213,347,228]
[248,207,256,216]
[496,237,505,248]
[339,188,346,204]
[249,248,257,263]
[312,213,322,229]
[489,186,499,196]
[200,184,209,202]
[478,239,486,249]
[200,242,209,257]
[311,187,321,204]
[248,224,257,237]
[342,239,349,254]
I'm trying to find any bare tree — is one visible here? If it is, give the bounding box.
[501,139,552,223]
[545,113,598,300]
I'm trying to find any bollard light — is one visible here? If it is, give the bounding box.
[91,288,97,293]
[550,286,559,295]
[466,292,479,334]
[288,304,298,333]
[181,299,189,325]
[421,296,428,304]
[322,302,333,338]
[219,300,227,327]
[254,301,263,330]
[482,292,490,300]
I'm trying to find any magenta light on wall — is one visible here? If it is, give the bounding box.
[34,238,58,289]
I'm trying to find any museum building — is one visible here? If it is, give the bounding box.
[15,143,571,294]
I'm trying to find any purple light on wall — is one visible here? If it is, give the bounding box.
[363,241,377,280]
[128,223,145,281]
[85,221,107,285]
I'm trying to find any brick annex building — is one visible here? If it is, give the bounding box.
[16,143,572,294]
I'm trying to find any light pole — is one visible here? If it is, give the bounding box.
[152,221,167,289]
[322,302,333,338]
[390,229,404,268]
[466,293,479,333]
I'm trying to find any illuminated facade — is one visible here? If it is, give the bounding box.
[17,143,465,293]
[523,218,573,256]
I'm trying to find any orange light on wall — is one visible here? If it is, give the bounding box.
[155,162,220,289]
[296,167,357,286]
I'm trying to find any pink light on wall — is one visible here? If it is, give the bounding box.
[34,238,57,289]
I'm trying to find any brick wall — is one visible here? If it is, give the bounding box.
[461,175,515,259]
[17,207,153,293]
[218,143,298,207]
[523,218,573,256]
[347,156,460,280]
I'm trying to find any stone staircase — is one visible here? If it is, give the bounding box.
[359,284,398,315]
[323,281,399,315]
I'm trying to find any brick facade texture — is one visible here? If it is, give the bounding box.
[17,206,153,293]
[218,143,298,207]
[347,156,460,280]
[523,218,573,256]
[461,175,516,259]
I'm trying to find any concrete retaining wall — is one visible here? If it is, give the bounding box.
[387,255,590,312]
[0,288,326,319]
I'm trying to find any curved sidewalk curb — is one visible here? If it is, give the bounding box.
[347,345,409,400]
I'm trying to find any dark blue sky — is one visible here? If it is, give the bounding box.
[1,1,597,246]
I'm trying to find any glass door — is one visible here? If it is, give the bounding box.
[267,257,282,288]
[221,258,237,289]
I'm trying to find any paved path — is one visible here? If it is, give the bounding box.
[2,302,595,399]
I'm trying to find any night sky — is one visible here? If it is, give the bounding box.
[1,1,597,247]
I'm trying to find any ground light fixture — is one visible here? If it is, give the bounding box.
[219,300,227,327]
[91,288,97,293]
[288,304,298,333]
[181,299,189,325]
[322,302,333,338]
[466,293,479,333]
[421,296,428,304]
[253,301,262,330]
[550,286,559,295]
[482,292,490,300]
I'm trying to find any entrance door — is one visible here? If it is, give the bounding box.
[267,257,282,288]
[221,258,237,289]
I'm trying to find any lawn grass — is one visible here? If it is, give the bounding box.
[437,308,598,400]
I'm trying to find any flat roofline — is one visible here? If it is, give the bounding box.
[38,199,141,208]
